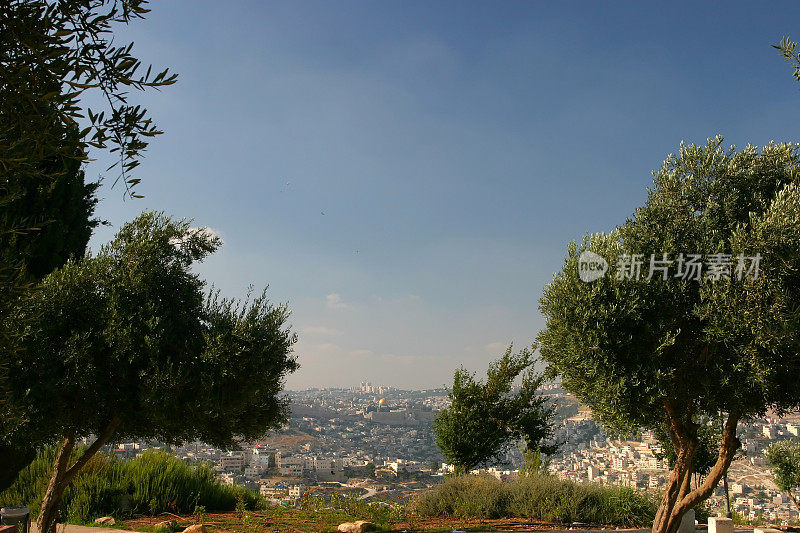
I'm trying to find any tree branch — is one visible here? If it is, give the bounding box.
[676,412,740,514]
[787,489,800,510]
[61,416,121,487]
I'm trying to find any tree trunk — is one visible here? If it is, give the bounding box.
[36,418,121,533]
[652,432,696,533]
[37,433,75,533]
[787,489,800,511]
[652,410,741,533]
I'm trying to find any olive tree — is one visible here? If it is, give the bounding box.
[1,0,174,489]
[538,137,800,533]
[775,36,800,85]
[434,345,556,474]
[0,0,176,197]
[8,212,298,533]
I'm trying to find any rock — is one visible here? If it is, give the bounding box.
[708,517,733,533]
[182,525,206,533]
[678,509,695,533]
[94,517,115,526]
[337,521,377,533]
[155,520,176,530]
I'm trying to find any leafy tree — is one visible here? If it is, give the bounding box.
[518,445,551,477]
[766,440,800,510]
[538,137,800,533]
[0,0,176,197]
[434,345,556,474]
[365,462,376,479]
[0,130,99,280]
[0,132,101,493]
[7,212,298,533]
[774,36,800,84]
[0,0,174,489]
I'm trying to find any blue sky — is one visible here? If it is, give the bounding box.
[87,1,800,389]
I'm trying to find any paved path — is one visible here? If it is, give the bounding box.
[30,524,132,533]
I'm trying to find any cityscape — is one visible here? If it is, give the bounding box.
[105,383,800,525]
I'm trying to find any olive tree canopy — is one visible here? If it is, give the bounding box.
[8,212,298,533]
[1,0,175,488]
[538,137,800,533]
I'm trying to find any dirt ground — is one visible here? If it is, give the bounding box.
[122,511,626,532]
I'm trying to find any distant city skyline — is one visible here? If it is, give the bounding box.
[86,1,800,389]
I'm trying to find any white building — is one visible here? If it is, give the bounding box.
[277,453,305,476]
[288,484,305,499]
[220,451,246,472]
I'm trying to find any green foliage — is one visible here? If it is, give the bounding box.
[413,474,657,527]
[0,0,176,197]
[654,416,721,476]
[774,36,800,83]
[297,491,408,531]
[8,211,298,450]
[1,0,174,492]
[0,134,99,490]
[0,127,99,281]
[537,137,800,529]
[539,136,800,434]
[766,440,800,508]
[518,446,551,478]
[192,504,207,525]
[5,212,297,532]
[0,448,260,522]
[434,345,556,473]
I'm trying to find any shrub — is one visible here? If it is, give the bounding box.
[414,474,658,527]
[0,447,261,523]
[412,474,508,519]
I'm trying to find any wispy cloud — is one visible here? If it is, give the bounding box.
[326,293,351,310]
[312,342,339,353]
[485,341,509,354]
[302,326,343,336]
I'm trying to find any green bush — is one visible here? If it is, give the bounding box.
[414,474,658,527]
[412,475,509,519]
[0,447,261,523]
